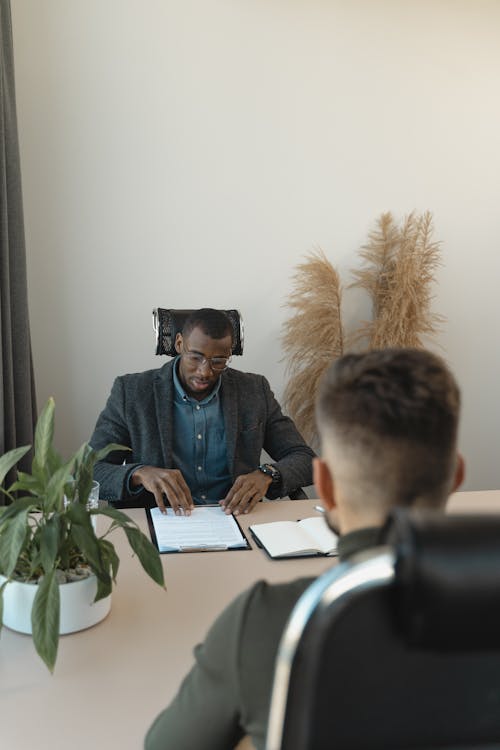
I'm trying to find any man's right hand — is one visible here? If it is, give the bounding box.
[131,466,194,515]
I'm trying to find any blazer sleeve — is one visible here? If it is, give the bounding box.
[259,376,315,499]
[89,376,144,501]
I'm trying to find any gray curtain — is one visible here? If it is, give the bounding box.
[0,0,37,484]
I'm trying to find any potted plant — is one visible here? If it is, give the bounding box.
[0,397,165,672]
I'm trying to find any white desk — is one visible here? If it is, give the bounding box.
[1,491,499,750]
[447,489,500,515]
[0,499,333,750]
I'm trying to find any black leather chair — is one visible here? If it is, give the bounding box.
[265,510,500,750]
[152,307,244,356]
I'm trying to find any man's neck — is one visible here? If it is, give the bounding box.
[333,510,386,537]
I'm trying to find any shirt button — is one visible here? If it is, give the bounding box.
[196,405,201,410]
[197,466,202,471]
[197,434,202,440]
[201,495,206,500]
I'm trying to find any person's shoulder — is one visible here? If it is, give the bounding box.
[225,366,263,379]
[231,578,315,671]
[114,360,173,386]
[249,577,313,609]
[237,576,313,630]
[223,367,268,387]
[115,361,172,390]
[218,577,312,625]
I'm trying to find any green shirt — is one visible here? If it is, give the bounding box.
[145,526,381,750]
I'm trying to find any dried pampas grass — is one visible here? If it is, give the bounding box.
[281,212,444,451]
[350,211,443,349]
[282,250,343,449]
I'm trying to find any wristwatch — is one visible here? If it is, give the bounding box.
[258,463,281,484]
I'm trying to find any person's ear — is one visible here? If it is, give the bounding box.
[174,333,183,355]
[451,452,465,492]
[313,457,336,511]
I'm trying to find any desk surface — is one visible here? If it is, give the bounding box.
[1,491,499,750]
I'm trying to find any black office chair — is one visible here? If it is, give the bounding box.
[152,307,244,356]
[265,509,500,750]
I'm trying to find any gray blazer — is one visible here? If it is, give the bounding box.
[90,360,315,503]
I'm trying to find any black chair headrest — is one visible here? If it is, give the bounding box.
[384,509,500,650]
[152,308,244,357]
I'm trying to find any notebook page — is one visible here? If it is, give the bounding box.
[298,516,338,553]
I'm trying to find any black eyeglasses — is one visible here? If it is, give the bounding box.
[181,346,231,372]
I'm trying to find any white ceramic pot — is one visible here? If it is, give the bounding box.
[0,573,111,634]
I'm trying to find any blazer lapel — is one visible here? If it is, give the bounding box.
[221,370,238,476]
[153,360,175,467]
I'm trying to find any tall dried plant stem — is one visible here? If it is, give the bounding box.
[282,250,343,449]
[350,211,443,349]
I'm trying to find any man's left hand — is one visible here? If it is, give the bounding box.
[220,470,272,516]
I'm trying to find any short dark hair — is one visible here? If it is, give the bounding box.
[316,348,461,508]
[182,308,233,343]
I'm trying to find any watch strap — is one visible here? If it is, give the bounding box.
[258,463,281,484]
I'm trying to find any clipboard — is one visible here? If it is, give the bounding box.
[146,505,251,553]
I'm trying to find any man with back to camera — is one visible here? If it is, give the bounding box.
[90,308,315,515]
[144,347,465,750]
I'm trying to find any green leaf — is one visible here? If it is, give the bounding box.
[0,445,31,486]
[76,464,94,507]
[32,570,60,672]
[97,505,137,526]
[67,503,109,583]
[70,443,131,508]
[99,538,120,581]
[94,507,164,587]
[93,443,131,462]
[40,516,61,574]
[94,573,112,602]
[30,456,47,490]
[0,510,29,577]
[67,442,88,476]
[8,471,43,495]
[0,497,38,525]
[65,497,92,525]
[45,461,74,513]
[33,398,55,471]
[46,445,63,475]
[71,525,110,583]
[71,443,95,505]
[123,526,165,588]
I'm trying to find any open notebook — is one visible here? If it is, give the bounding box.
[250,516,338,559]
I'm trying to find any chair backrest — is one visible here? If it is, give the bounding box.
[152,308,244,357]
[266,510,500,750]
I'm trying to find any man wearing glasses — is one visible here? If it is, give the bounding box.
[90,308,314,515]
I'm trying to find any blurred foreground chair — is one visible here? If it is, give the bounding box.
[266,509,500,750]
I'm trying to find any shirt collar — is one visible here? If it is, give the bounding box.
[172,355,223,405]
[337,526,383,561]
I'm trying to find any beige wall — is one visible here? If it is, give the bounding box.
[11,0,500,490]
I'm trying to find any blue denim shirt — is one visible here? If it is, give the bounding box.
[172,357,232,504]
